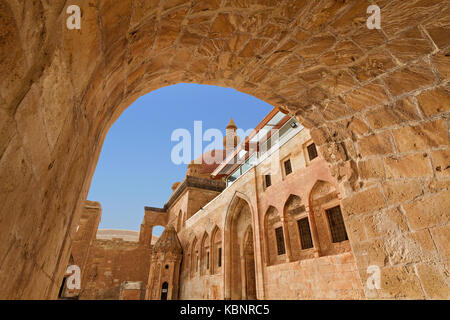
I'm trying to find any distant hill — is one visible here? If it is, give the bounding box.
[96,229,159,244]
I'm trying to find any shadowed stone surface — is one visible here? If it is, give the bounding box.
[0,0,448,299]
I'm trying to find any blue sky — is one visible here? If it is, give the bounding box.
[88,83,272,232]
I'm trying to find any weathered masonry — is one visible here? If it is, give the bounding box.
[65,111,365,300]
[67,109,446,300]
[0,0,449,299]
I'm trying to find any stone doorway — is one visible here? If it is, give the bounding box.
[226,195,257,300]
[160,282,168,301]
[243,227,257,300]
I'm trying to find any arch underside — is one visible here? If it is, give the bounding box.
[0,0,449,299]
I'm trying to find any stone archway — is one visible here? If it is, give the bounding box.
[161,281,169,300]
[224,194,256,300]
[0,1,449,299]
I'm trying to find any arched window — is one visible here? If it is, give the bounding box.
[152,225,165,245]
[264,206,286,265]
[161,282,168,300]
[190,237,198,278]
[200,232,210,275]
[309,180,349,256]
[284,195,310,261]
[177,210,183,231]
[183,242,190,276]
[210,226,222,274]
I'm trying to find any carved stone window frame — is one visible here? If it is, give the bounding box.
[303,139,319,167]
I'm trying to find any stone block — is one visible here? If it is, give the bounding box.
[417,85,450,117]
[382,180,423,205]
[387,27,433,63]
[364,207,409,239]
[385,229,437,265]
[365,97,421,129]
[357,132,394,157]
[209,13,235,38]
[384,63,436,97]
[345,217,367,242]
[385,154,433,178]
[430,225,450,261]
[342,187,386,216]
[347,116,369,135]
[432,51,450,79]
[295,34,336,58]
[353,239,389,268]
[319,40,363,67]
[425,20,450,49]
[98,0,132,52]
[403,190,450,230]
[357,158,385,180]
[416,263,450,299]
[350,48,396,82]
[379,265,425,299]
[319,71,358,96]
[345,82,389,111]
[431,149,450,177]
[422,178,450,194]
[392,119,448,153]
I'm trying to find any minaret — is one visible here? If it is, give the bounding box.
[223,118,240,155]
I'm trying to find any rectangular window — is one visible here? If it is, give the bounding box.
[227,168,241,186]
[307,143,318,161]
[275,227,286,255]
[297,218,314,249]
[207,251,210,270]
[265,174,272,188]
[284,159,292,176]
[326,206,348,243]
[218,248,222,267]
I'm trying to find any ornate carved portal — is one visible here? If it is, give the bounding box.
[146,226,182,300]
[243,227,257,300]
[227,197,257,300]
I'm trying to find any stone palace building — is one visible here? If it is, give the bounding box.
[1,0,448,300]
[61,109,366,300]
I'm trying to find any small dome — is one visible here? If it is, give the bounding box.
[191,149,226,174]
[152,225,182,254]
[171,182,180,191]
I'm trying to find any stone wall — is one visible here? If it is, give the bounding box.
[70,201,101,273]
[78,239,151,300]
[264,252,364,299]
[69,206,156,300]
[119,281,143,300]
[176,128,365,299]
[120,288,142,300]
[0,0,448,299]
[180,273,223,300]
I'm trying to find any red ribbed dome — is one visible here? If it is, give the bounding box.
[192,149,226,174]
